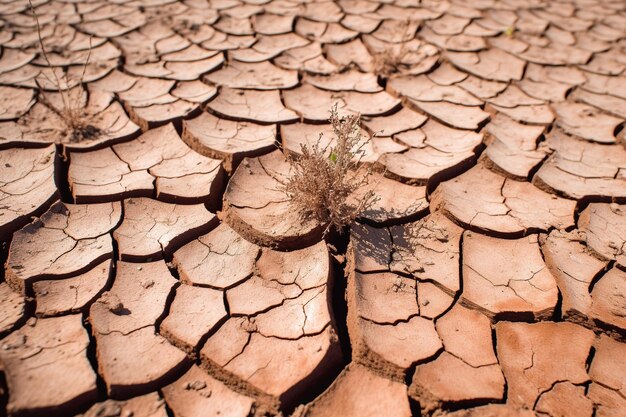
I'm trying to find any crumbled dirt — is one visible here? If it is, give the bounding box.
[0,1,625,417]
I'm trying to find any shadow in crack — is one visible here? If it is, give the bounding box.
[350,222,392,271]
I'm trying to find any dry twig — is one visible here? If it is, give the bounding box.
[28,0,101,142]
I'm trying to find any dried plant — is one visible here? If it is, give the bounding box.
[372,20,413,78]
[284,105,378,234]
[28,0,102,142]
[373,48,407,78]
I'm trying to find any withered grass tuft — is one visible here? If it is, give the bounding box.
[284,105,378,234]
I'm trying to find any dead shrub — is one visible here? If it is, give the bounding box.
[28,0,102,142]
[284,105,378,234]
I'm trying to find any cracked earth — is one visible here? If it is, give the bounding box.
[0,0,625,416]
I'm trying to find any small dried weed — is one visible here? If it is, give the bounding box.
[372,20,414,78]
[28,0,102,143]
[284,105,378,234]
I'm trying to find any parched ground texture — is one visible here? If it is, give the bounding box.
[0,0,625,416]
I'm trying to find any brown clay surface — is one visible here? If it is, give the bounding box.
[0,315,97,416]
[6,201,121,293]
[0,1,625,417]
[195,236,341,412]
[113,197,217,260]
[0,145,58,237]
[69,123,224,204]
[89,260,189,397]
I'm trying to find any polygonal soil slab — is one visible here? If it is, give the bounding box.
[354,172,429,225]
[301,364,412,417]
[0,315,97,416]
[204,60,298,89]
[410,305,505,414]
[192,235,341,412]
[202,322,340,412]
[117,77,209,131]
[495,321,595,409]
[77,13,146,38]
[554,101,622,144]
[113,197,217,261]
[69,123,224,204]
[361,106,427,136]
[222,150,325,249]
[347,213,465,380]
[541,230,610,327]
[387,75,482,109]
[230,32,309,62]
[161,284,227,354]
[5,201,121,293]
[431,163,576,236]
[579,203,626,267]
[173,223,259,289]
[304,70,381,93]
[33,259,111,317]
[534,381,594,417]
[447,48,526,82]
[366,36,440,77]
[381,119,483,185]
[388,75,489,130]
[409,99,489,130]
[455,74,507,101]
[516,41,592,67]
[182,111,276,173]
[282,84,401,122]
[419,27,486,54]
[351,211,463,294]
[0,86,35,120]
[485,85,555,126]
[346,268,443,380]
[162,365,255,417]
[89,260,188,397]
[275,41,338,74]
[116,78,175,110]
[483,113,548,179]
[533,129,626,200]
[322,37,373,70]
[0,145,58,237]
[207,87,298,124]
[461,232,559,320]
[575,88,626,119]
[126,53,225,83]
